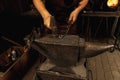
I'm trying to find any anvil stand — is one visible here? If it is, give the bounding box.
[111,2,120,51]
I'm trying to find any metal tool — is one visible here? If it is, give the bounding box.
[58,23,72,39]
[49,16,72,39]
[49,16,58,38]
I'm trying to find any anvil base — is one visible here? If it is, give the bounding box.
[35,59,87,80]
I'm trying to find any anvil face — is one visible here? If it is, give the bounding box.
[32,35,85,67]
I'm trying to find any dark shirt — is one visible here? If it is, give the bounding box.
[45,0,80,34]
[45,0,79,24]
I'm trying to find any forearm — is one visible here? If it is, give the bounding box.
[75,0,88,13]
[68,0,88,24]
[33,0,51,18]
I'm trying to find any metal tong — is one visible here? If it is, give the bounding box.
[50,16,72,39]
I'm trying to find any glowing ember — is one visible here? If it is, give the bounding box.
[107,0,118,8]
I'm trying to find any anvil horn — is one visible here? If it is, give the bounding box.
[80,42,114,58]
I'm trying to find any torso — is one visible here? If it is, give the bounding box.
[45,0,80,23]
[45,0,80,34]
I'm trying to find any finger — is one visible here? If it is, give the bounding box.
[68,16,73,24]
[44,18,52,29]
[44,22,51,29]
[72,17,76,24]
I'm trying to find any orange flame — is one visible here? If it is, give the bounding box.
[107,0,118,8]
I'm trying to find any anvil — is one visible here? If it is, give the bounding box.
[31,34,113,79]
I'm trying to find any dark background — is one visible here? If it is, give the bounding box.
[0,0,38,53]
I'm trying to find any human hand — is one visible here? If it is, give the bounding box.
[68,9,80,24]
[43,15,52,29]
[43,15,57,32]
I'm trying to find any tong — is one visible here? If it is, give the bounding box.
[50,16,72,39]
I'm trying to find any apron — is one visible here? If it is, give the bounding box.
[45,0,80,34]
